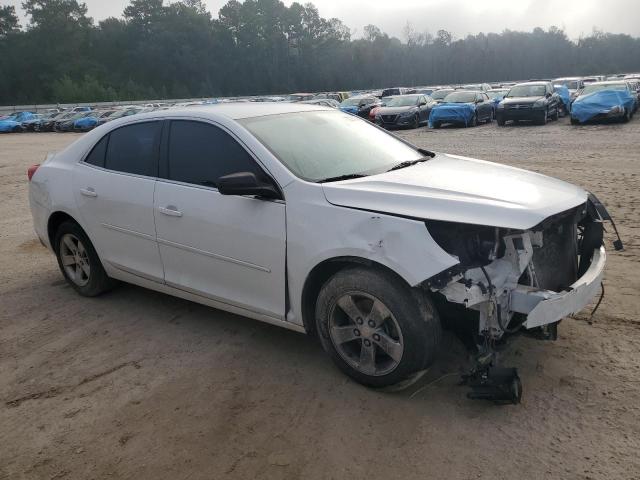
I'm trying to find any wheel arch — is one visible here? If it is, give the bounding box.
[300,256,412,337]
[47,211,83,249]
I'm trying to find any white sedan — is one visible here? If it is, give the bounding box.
[28,103,610,397]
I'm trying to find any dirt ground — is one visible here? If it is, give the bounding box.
[1,116,639,480]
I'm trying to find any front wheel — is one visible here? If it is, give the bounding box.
[411,114,419,129]
[468,114,477,127]
[570,116,580,125]
[497,116,506,126]
[551,106,559,121]
[54,220,117,296]
[315,267,441,388]
[622,109,631,123]
[536,110,548,125]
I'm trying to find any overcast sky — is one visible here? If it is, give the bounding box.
[6,0,640,40]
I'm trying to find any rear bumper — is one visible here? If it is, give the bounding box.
[511,246,606,328]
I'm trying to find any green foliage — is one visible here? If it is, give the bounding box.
[1,0,640,104]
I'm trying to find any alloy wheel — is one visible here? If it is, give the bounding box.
[59,233,91,287]
[328,292,404,376]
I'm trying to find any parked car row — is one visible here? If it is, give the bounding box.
[3,73,639,134]
[0,105,166,133]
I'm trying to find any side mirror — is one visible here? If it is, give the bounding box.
[546,93,552,98]
[217,172,281,199]
[419,101,427,106]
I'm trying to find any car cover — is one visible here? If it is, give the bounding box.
[553,85,571,111]
[0,119,22,132]
[429,103,476,127]
[339,105,359,115]
[571,90,636,122]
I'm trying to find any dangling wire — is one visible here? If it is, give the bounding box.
[589,282,605,323]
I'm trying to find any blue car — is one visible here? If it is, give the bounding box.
[73,110,118,132]
[553,84,572,114]
[429,90,494,128]
[571,81,637,124]
[0,111,36,133]
[0,118,23,133]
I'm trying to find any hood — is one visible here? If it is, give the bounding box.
[502,96,544,104]
[321,153,588,230]
[376,106,416,115]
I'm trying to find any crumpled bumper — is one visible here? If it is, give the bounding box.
[511,246,606,328]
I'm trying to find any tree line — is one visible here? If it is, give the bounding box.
[1,0,640,105]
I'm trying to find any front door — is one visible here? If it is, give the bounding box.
[154,120,287,319]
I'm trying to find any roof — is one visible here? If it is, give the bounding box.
[514,81,549,86]
[130,102,331,122]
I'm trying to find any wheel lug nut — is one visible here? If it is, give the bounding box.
[373,334,380,341]
[368,320,375,327]
[354,329,360,337]
[363,339,371,347]
[356,317,363,325]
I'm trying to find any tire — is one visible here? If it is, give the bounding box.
[315,266,441,388]
[551,106,559,121]
[411,114,419,129]
[486,110,494,123]
[497,116,506,126]
[570,116,580,125]
[432,121,441,129]
[622,109,631,123]
[468,114,477,127]
[536,110,548,125]
[54,220,116,297]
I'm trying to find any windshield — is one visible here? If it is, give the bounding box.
[384,95,419,107]
[507,85,546,97]
[240,111,422,182]
[580,83,627,95]
[443,91,476,103]
[431,89,454,100]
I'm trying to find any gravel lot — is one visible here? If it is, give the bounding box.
[1,116,639,480]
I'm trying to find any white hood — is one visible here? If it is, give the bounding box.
[321,153,588,230]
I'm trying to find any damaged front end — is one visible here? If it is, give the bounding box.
[423,194,619,403]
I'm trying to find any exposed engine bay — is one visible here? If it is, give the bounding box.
[423,194,621,403]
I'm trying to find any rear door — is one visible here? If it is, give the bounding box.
[73,121,164,282]
[154,119,287,319]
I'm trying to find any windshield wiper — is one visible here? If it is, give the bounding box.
[386,156,432,172]
[317,173,367,183]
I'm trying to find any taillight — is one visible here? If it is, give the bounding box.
[27,164,40,181]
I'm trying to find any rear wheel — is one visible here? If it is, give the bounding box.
[315,267,441,388]
[54,220,116,297]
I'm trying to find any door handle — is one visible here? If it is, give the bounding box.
[159,206,183,217]
[80,187,97,197]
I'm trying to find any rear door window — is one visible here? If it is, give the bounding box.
[104,121,162,176]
